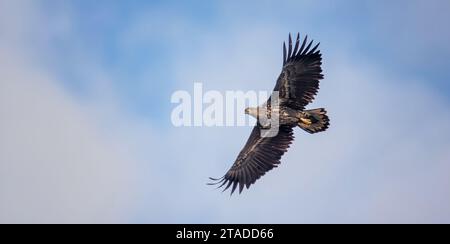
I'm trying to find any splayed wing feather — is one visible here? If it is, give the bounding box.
[209,125,294,195]
[292,33,300,57]
[287,34,292,60]
[298,35,307,56]
[270,33,324,110]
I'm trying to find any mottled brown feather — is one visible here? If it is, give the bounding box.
[272,33,324,110]
[209,125,294,195]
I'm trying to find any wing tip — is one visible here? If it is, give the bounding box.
[208,174,252,196]
[283,33,321,64]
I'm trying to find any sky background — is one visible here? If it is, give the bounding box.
[1,0,450,223]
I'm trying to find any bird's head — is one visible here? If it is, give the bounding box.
[244,107,259,118]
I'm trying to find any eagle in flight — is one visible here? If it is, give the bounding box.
[209,33,330,195]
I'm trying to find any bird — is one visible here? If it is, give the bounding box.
[208,33,330,195]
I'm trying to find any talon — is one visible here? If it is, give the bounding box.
[300,117,312,125]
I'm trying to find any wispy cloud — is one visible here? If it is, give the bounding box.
[0,1,140,223]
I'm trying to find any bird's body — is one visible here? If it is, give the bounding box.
[209,33,330,195]
[246,106,323,128]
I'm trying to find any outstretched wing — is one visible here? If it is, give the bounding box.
[209,125,294,195]
[270,33,324,111]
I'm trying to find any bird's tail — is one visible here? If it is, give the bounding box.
[298,108,330,134]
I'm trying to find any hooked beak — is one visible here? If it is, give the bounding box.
[244,108,249,114]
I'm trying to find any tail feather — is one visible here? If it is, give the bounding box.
[298,108,329,134]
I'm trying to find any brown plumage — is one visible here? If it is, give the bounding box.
[209,33,330,195]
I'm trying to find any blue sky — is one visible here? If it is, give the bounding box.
[1,0,450,223]
[34,0,450,121]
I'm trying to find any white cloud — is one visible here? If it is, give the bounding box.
[0,50,141,223]
[0,1,139,224]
